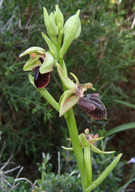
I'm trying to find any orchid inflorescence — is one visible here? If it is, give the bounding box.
[19,5,122,192]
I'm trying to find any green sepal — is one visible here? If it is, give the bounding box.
[23,58,41,71]
[59,90,78,117]
[60,10,81,58]
[19,46,45,58]
[89,137,104,144]
[61,146,73,151]
[79,133,114,154]
[40,52,54,74]
[86,153,122,191]
[57,63,76,90]
[42,32,58,59]
[89,143,115,154]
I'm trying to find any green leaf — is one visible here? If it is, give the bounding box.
[106,122,135,136]
[86,153,122,191]
[114,99,135,109]
[117,177,135,192]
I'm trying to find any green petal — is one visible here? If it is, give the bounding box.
[19,46,45,57]
[70,72,79,85]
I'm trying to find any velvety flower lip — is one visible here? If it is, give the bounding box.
[33,66,51,89]
[31,56,51,89]
[78,93,107,120]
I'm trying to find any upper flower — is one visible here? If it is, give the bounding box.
[19,46,55,88]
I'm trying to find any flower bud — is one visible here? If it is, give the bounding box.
[43,7,58,38]
[49,12,58,35]
[54,4,64,32]
[60,10,81,58]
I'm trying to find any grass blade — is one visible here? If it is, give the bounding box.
[106,122,135,136]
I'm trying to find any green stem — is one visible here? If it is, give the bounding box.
[65,108,87,191]
[84,146,92,186]
[28,74,59,112]
[38,88,59,112]
[59,58,87,191]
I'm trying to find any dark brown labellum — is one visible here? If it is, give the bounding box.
[39,57,44,64]
[34,67,50,88]
[78,94,107,120]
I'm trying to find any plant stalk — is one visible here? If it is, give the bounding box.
[84,146,92,186]
[65,108,87,191]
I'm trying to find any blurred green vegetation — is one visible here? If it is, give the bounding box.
[0,0,135,191]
